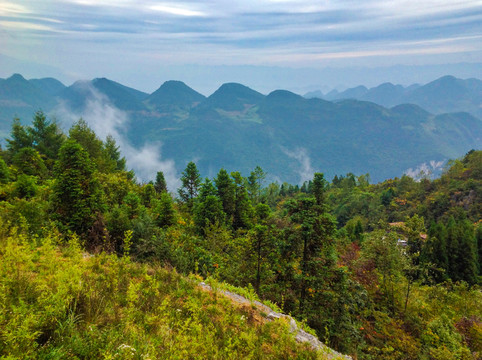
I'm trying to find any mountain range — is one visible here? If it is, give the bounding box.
[305,75,482,120]
[0,73,481,184]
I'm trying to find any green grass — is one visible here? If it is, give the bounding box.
[0,226,326,359]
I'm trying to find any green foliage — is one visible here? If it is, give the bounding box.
[13,147,47,178]
[28,111,64,166]
[215,168,236,221]
[178,161,201,209]
[103,134,126,172]
[52,140,105,238]
[6,118,33,158]
[0,156,9,183]
[0,231,323,359]
[154,170,167,193]
[1,114,481,360]
[231,171,253,230]
[13,174,37,199]
[68,119,103,164]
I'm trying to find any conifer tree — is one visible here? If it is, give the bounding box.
[28,111,64,164]
[0,157,9,183]
[6,118,33,159]
[424,221,449,282]
[456,220,478,285]
[231,171,252,230]
[52,140,104,237]
[247,166,266,204]
[68,119,104,169]
[154,171,168,193]
[215,168,235,222]
[155,192,176,228]
[194,178,225,233]
[178,161,201,209]
[103,135,126,171]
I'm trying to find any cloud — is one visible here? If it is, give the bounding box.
[2,0,482,92]
[282,147,315,184]
[404,159,445,181]
[0,20,53,31]
[50,83,180,190]
[149,4,206,17]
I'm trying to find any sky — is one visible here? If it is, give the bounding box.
[1,0,482,94]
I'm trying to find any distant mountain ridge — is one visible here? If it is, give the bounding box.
[0,73,481,184]
[306,75,482,119]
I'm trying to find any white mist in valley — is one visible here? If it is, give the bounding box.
[50,82,180,191]
[282,147,316,184]
[404,160,445,181]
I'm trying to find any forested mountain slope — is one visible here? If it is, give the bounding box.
[0,115,481,359]
[1,74,481,184]
[311,75,482,120]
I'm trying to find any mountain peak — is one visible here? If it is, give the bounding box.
[7,73,28,82]
[146,80,205,109]
[202,82,264,111]
[266,89,302,102]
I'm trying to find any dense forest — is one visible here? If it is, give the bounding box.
[1,111,481,359]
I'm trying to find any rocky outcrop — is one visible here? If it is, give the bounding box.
[198,282,351,360]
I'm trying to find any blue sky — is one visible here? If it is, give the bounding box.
[1,0,481,94]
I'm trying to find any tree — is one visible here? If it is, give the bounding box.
[215,168,235,222]
[456,220,478,285]
[250,203,273,293]
[247,166,266,204]
[103,135,126,172]
[477,225,482,275]
[13,147,47,178]
[154,192,176,228]
[0,157,10,183]
[178,161,201,210]
[154,171,168,193]
[52,140,104,237]
[28,111,64,165]
[6,118,33,159]
[194,179,225,234]
[68,119,104,169]
[422,221,449,282]
[231,171,253,230]
[312,172,327,206]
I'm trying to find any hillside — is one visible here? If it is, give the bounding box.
[309,75,482,119]
[0,230,344,359]
[0,116,480,359]
[1,74,481,184]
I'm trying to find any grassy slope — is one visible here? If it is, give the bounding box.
[0,228,342,359]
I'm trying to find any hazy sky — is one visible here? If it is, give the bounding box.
[1,0,482,94]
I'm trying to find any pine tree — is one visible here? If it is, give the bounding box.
[446,217,460,280]
[6,118,33,159]
[52,140,104,238]
[312,172,326,206]
[155,192,176,228]
[154,171,168,193]
[247,166,266,204]
[421,222,449,282]
[477,225,482,275]
[0,156,10,183]
[215,168,235,222]
[193,179,225,234]
[103,135,126,171]
[456,220,478,285]
[178,161,201,209]
[68,119,104,169]
[231,171,253,230]
[28,111,65,164]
